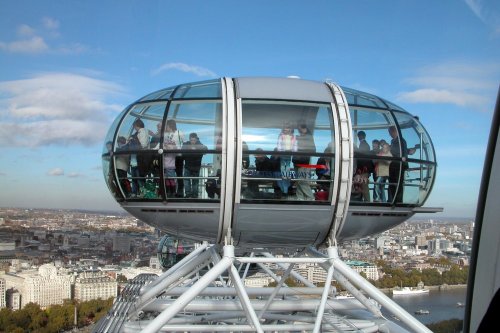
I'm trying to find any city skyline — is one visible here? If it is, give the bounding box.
[0,1,499,217]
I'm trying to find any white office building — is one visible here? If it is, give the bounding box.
[295,263,328,284]
[244,273,274,287]
[24,264,72,308]
[74,271,118,302]
[345,261,380,281]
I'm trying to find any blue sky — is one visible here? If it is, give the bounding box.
[0,0,498,218]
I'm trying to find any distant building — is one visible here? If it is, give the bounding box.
[294,263,328,284]
[428,238,442,255]
[119,267,162,280]
[149,256,161,269]
[0,242,15,251]
[439,239,452,251]
[6,288,21,310]
[63,235,70,247]
[1,271,26,308]
[375,236,389,250]
[74,271,117,302]
[345,261,379,281]
[415,235,427,248]
[244,273,274,287]
[407,261,431,272]
[77,235,90,247]
[24,264,72,308]
[0,278,5,308]
[113,235,131,253]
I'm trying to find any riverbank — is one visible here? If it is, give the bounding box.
[378,284,467,293]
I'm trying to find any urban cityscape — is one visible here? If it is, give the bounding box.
[0,207,471,331]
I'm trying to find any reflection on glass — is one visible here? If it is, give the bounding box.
[173,79,221,99]
[139,87,174,102]
[241,100,334,203]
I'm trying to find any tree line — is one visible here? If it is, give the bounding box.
[370,259,468,289]
[0,298,113,333]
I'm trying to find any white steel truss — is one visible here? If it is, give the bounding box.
[93,242,432,333]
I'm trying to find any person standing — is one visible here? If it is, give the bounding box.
[356,131,372,202]
[293,124,316,200]
[247,148,274,198]
[276,122,297,198]
[182,133,207,198]
[374,143,392,202]
[165,120,185,197]
[388,125,408,203]
[130,119,150,194]
[371,139,381,201]
[115,136,132,197]
[163,138,178,197]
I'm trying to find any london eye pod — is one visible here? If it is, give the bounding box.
[102,77,440,249]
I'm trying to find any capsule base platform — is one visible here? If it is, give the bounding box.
[93,243,432,333]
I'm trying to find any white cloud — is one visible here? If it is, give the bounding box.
[17,24,36,37]
[0,172,6,176]
[0,72,125,147]
[397,62,499,111]
[67,172,84,178]
[398,89,489,107]
[465,0,500,36]
[0,119,109,147]
[152,62,217,77]
[42,17,60,30]
[56,43,88,54]
[0,17,87,54]
[0,36,49,53]
[47,168,64,176]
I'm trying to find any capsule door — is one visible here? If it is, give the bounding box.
[231,98,341,248]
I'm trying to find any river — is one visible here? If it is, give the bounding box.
[385,288,467,325]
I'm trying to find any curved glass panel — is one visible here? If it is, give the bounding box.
[349,107,436,206]
[102,107,129,154]
[241,101,334,202]
[350,108,396,204]
[102,108,131,199]
[173,79,221,99]
[392,112,436,205]
[114,153,133,198]
[138,87,174,102]
[164,101,222,199]
[102,155,120,200]
[115,102,167,153]
[109,102,167,200]
[381,98,405,112]
[341,87,387,108]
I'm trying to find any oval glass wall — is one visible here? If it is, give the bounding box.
[350,107,397,204]
[392,111,436,205]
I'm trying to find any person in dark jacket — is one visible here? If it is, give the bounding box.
[182,133,208,198]
[355,130,373,202]
[247,148,274,198]
[388,126,408,203]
